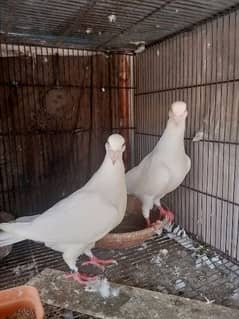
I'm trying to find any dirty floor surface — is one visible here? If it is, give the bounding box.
[0,234,239,318]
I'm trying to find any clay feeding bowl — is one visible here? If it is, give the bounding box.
[0,286,44,319]
[96,195,165,249]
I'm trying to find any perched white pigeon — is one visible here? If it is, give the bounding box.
[0,134,127,284]
[126,101,191,227]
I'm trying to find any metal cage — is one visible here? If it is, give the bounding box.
[0,0,239,317]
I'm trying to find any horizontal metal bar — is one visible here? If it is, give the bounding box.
[135,132,239,146]
[180,184,239,207]
[0,128,90,136]
[147,2,239,48]
[135,78,239,96]
[0,83,135,90]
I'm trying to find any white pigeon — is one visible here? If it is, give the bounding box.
[0,134,127,284]
[126,101,191,227]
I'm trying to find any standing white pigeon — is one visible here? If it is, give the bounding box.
[126,101,191,227]
[0,134,127,284]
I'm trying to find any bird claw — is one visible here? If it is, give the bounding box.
[64,272,98,285]
[158,206,174,224]
[82,256,117,271]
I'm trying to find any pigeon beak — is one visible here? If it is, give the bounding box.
[110,150,121,165]
[172,110,188,124]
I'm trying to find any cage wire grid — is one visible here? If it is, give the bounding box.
[0,43,134,217]
[0,0,239,318]
[1,234,239,318]
[1,1,239,51]
[134,7,239,263]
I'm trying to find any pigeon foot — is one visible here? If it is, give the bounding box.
[82,256,117,270]
[64,272,98,285]
[159,205,174,224]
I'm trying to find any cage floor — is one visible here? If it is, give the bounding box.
[0,234,239,318]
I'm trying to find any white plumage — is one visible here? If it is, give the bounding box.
[0,134,127,282]
[126,101,191,226]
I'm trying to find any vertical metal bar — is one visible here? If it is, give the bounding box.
[0,43,12,212]
[39,45,49,208]
[204,21,210,245]
[3,43,17,215]
[207,19,215,248]
[231,10,239,259]
[10,43,24,215]
[199,23,204,241]
[217,16,226,254]
[29,44,43,212]
[19,44,33,215]
[223,14,232,255]
[212,16,220,248]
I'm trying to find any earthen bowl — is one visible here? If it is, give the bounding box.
[0,285,44,319]
[96,195,164,249]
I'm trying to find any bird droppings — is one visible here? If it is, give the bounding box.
[159,249,168,256]
[137,242,148,251]
[192,247,223,270]
[194,254,215,269]
[12,263,36,276]
[135,43,145,54]
[192,130,204,142]
[151,255,162,266]
[173,266,181,277]
[85,28,92,34]
[27,268,239,319]
[2,235,239,316]
[51,282,60,291]
[175,279,186,291]
[85,278,120,299]
[201,294,215,305]
[108,14,117,23]
[211,256,222,264]
[154,227,163,237]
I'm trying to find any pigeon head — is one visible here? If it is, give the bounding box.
[105,134,126,165]
[169,101,188,124]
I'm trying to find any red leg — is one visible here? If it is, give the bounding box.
[64,272,98,285]
[146,217,152,228]
[82,255,117,270]
[159,205,174,224]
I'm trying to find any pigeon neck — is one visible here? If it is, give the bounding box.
[87,154,125,186]
[157,118,186,149]
[90,155,126,215]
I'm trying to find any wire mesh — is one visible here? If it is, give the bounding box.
[134,9,239,262]
[0,43,134,217]
[0,235,239,317]
[1,1,239,50]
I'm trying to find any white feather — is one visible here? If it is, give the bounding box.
[0,134,127,271]
[126,101,191,219]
